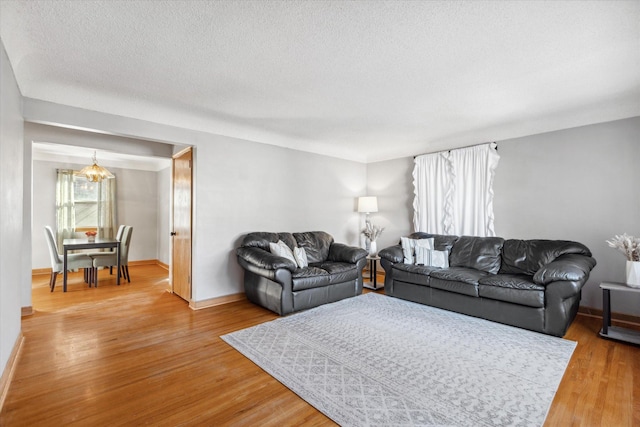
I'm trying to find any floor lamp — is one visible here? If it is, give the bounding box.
[358,196,378,227]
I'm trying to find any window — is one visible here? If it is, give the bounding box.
[55,168,117,248]
[73,174,99,230]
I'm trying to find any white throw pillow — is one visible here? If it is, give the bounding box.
[413,239,435,264]
[269,240,297,265]
[429,249,449,268]
[415,248,449,268]
[294,246,309,268]
[401,237,416,264]
[402,237,434,265]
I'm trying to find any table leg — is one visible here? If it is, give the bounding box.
[372,260,378,289]
[369,259,374,283]
[63,247,68,292]
[602,288,610,335]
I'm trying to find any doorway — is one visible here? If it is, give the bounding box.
[28,134,173,307]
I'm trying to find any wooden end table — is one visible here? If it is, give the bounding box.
[599,281,640,346]
[363,255,382,290]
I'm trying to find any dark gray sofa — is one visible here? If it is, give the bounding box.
[237,231,368,315]
[379,232,596,337]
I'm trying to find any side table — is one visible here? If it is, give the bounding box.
[363,255,382,290]
[599,281,640,346]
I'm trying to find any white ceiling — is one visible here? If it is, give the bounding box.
[2,1,639,163]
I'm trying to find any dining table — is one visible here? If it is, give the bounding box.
[62,238,120,292]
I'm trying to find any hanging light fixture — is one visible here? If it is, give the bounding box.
[79,151,114,182]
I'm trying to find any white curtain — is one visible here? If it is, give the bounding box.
[55,169,76,249]
[413,143,499,237]
[412,151,452,234]
[97,178,117,240]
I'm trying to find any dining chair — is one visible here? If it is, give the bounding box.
[44,226,94,292]
[91,225,133,286]
[86,224,126,274]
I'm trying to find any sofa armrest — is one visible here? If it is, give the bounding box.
[236,247,297,272]
[533,254,597,285]
[327,243,368,264]
[379,245,403,264]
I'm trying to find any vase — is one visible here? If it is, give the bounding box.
[87,236,95,242]
[369,240,377,256]
[626,261,640,288]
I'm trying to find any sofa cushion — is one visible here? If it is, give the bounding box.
[429,267,488,297]
[478,274,544,290]
[392,263,441,287]
[313,262,358,284]
[449,236,504,274]
[294,231,334,263]
[478,274,545,308]
[533,253,597,285]
[379,245,403,263]
[327,243,368,264]
[430,267,489,285]
[292,267,331,291]
[241,232,278,250]
[236,246,298,272]
[241,232,297,251]
[500,239,593,276]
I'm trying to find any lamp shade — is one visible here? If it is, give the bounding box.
[358,196,378,213]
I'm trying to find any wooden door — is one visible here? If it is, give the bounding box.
[171,147,192,301]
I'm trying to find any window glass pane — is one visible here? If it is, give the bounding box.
[73,176,99,201]
[73,175,98,227]
[75,201,98,227]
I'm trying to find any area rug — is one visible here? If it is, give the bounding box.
[221,293,576,426]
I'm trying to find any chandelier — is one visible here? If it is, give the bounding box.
[79,151,114,182]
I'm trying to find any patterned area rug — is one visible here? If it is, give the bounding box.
[221,293,576,426]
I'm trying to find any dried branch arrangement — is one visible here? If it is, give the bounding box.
[362,222,384,242]
[606,233,640,261]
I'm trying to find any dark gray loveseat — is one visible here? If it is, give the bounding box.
[379,233,596,337]
[237,231,368,315]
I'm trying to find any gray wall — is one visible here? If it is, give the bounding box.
[493,117,640,315]
[368,117,640,316]
[31,160,168,269]
[191,139,366,300]
[157,166,171,265]
[0,40,24,378]
[366,157,414,250]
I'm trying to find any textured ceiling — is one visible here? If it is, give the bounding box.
[2,1,639,163]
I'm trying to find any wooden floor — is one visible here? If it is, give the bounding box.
[1,265,639,426]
